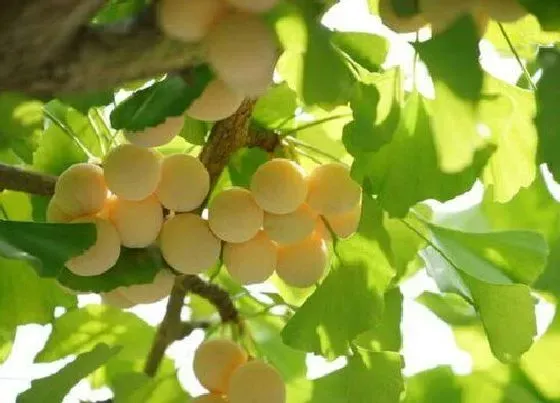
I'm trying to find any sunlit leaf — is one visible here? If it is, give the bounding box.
[519,0,560,31]
[331,31,388,72]
[416,291,477,327]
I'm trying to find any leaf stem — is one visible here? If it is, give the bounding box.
[44,109,97,160]
[284,136,345,164]
[280,114,351,136]
[497,22,537,91]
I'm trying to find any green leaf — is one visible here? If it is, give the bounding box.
[36,304,154,363]
[404,366,462,403]
[0,220,96,277]
[228,147,269,188]
[252,83,297,129]
[416,291,477,326]
[282,196,395,358]
[384,212,426,280]
[0,327,15,364]
[310,350,404,403]
[358,92,493,217]
[179,116,208,146]
[519,0,560,31]
[110,68,213,131]
[18,343,121,403]
[57,91,114,114]
[92,0,149,24]
[331,32,388,72]
[479,76,538,202]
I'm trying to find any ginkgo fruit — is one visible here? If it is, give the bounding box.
[324,202,361,239]
[160,213,221,274]
[263,203,317,245]
[65,218,121,277]
[186,79,244,121]
[223,231,277,284]
[54,163,107,217]
[313,217,332,243]
[205,13,277,96]
[228,360,286,403]
[122,269,175,305]
[378,0,426,33]
[479,0,527,22]
[104,144,162,201]
[225,0,280,13]
[193,339,248,393]
[101,288,135,309]
[157,0,227,42]
[419,0,475,33]
[125,116,184,148]
[46,198,73,223]
[276,234,328,288]
[208,187,263,243]
[107,195,163,248]
[306,163,361,215]
[250,158,308,214]
[155,154,210,212]
[192,394,228,403]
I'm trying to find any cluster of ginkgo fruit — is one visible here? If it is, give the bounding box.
[379,0,528,36]
[191,339,285,403]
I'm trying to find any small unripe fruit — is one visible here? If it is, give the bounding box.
[324,202,361,239]
[155,154,210,212]
[225,0,280,13]
[125,116,184,148]
[158,0,227,42]
[192,394,228,403]
[46,197,73,223]
[378,0,426,33]
[54,163,107,217]
[228,360,286,403]
[101,288,135,309]
[479,0,527,22]
[250,158,308,214]
[193,339,248,393]
[104,144,162,201]
[107,195,163,248]
[205,13,277,96]
[306,163,361,215]
[276,235,328,288]
[263,203,317,245]
[160,213,221,274]
[208,187,263,243]
[187,79,244,121]
[65,218,121,277]
[122,270,175,305]
[223,231,277,284]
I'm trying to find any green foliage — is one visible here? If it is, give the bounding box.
[0,327,14,364]
[331,32,389,73]
[519,0,560,31]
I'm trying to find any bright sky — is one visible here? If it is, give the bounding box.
[0,0,556,401]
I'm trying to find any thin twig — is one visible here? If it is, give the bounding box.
[497,22,537,91]
[284,135,345,163]
[0,163,56,196]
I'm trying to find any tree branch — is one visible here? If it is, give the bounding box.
[0,163,56,196]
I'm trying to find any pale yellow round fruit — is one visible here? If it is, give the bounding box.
[160,213,221,274]
[122,270,175,305]
[324,202,361,239]
[155,154,210,212]
[205,13,277,97]
[104,144,162,201]
[228,360,286,403]
[378,0,427,33]
[306,163,361,215]
[193,339,248,393]
[276,235,328,288]
[250,158,308,214]
[46,197,74,223]
[223,231,277,284]
[54,163,107,217]
[479,0,527,22]
[65,218,121,277]
[313,217,332,243]
[187,79,244,121]
[101,288,135,309]
[125,116,184,148]
[263,203,317,245]
[225,0,280,13]
[420,0,475,33]
[107,195,163,248]
[157,0,227,42]
[208,187,263,243]
[192,394,228,403]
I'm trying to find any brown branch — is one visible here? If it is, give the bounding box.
[0,163,56,196]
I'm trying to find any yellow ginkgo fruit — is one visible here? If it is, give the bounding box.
[223,231,277,284]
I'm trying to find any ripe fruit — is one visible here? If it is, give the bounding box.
[324,202,361,239]
[192,394,228,403]
[157,0,227,42]
[263,203,317,245]
[314,217,332,243]
[101,288,135,309]
[479,0,527,22]
[223,231,277,284]
[122,269,175,304]
[250,158,308,214]
[378,0,426,33]
[65,218,121,277]
[186,79,244,121]
[205,13,277,96]
[419,0,474,33]
[208,187,263,243]
[193,339,248,393]
[46,198,73,223]
[125,116,184,148]
[160,213,221,274]
[276,235,328,288]
[225,0,280,13]
[306,163,361,215]
[104,144,162,201]
[155,154,210,212]
[107,195,163,248]
[54,163,107,217]
[228,360,286,403]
